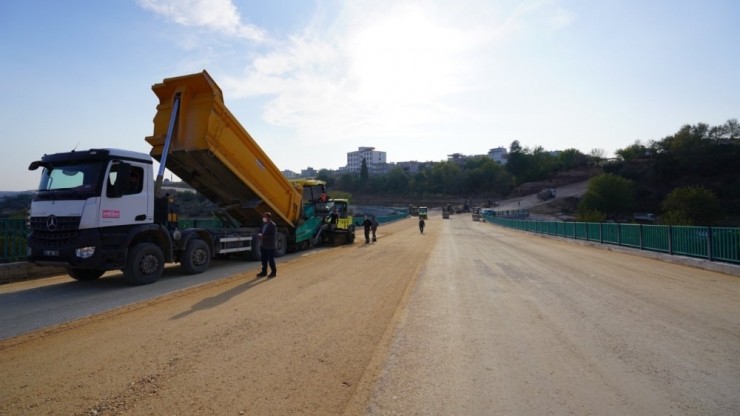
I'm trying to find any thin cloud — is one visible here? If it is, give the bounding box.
[137,0,265,41]
[154,0,576,148]
[222,1,575,145]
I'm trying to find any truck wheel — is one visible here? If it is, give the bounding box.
[346,226,356,244]
[275,232,287,257]
[250,235,261,261]
[181,239,211,274]
[124,243,164,285]
[67,268,104,281]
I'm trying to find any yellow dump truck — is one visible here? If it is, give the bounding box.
[27,71,353,285]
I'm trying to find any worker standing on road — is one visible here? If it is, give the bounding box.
[371,216,379,242]
[362,215,373,244]
[257,212,277,278]
[418,217,425,234]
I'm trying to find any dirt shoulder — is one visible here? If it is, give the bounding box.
[0,217,433,416]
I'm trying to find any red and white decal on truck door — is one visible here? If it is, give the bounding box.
[102,210,121,219]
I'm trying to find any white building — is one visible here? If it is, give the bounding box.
[395,161,423,174]
[346,147,387,173]
[300,167,318,177]
[282,170,300,179]
[488,147,508,164]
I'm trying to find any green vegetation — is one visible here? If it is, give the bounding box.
[660,186,722,225]
[0,193,32,218]
[324,148,598,201]
[2,119,736,226]
[605,119,739,225]
[577,173,635,220]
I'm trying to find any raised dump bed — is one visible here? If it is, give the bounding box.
[145,70,302,229]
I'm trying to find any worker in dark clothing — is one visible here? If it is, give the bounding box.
[329,207,339,225]
[362,215,373,244]
[419,217,425,234]
[326,207,339,244]
[371,216,379,242]
[256,212,277,278]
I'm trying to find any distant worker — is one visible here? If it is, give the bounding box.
[362,215,373,244]
[325,207,339,244]
[256,212,277,279]
[419,217,425,234]
[371,216,379,242]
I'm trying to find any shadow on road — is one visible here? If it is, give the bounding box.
[169,277,266,320]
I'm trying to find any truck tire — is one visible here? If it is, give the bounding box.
[275,232,287,257]
[67,268,104,281]
[181,239,211,274]
[346,226,356,244]
[124,243,164,285]
[250,235,261,261]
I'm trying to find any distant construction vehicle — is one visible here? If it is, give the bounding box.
[537,188,557,201]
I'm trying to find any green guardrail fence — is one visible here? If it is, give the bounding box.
[483,214,740,265]
[0,219,28,264]
[12,213,734,265]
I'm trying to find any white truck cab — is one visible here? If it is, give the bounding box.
[27,149,167,283]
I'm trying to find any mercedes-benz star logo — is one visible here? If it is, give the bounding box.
[46,215,58,231]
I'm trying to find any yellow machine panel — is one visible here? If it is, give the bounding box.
[146,71,302,228]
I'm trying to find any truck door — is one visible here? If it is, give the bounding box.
[100,162,151,227]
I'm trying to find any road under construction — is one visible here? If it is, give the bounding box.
[1,210,739,415]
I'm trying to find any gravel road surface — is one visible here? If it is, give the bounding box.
[1,212,738,415]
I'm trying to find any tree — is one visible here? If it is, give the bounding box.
[616,141,648,161]
[427,161,462,195]
[578,173,634,219]
[708,118,740,140]
[337,173,357,191]
[461,157,512,195]
[0,193,33,218]
[316,169,335,187]
[506,144,556,184]
[360,158,369,188]
[385,168,409,194]
[661,186,722,225]
[589,148,606,162]
[509,140,522,154]
[557,148,589,170]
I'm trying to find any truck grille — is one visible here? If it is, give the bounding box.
[29,216,81,247]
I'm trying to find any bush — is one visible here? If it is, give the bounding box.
[576,209,606,223]
[661,186,722,225]
[578,173,634,218]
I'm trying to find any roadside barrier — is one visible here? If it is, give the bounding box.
[484,214,740,265]
[0,219,27,263]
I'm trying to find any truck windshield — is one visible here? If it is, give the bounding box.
[36,162,106,198]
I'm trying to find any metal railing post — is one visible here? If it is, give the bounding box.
[707,227,713,261]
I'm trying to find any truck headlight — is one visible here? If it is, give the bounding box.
[75,246,96,259]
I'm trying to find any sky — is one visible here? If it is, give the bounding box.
[1,0,738,191]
